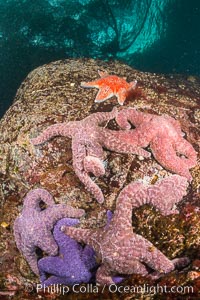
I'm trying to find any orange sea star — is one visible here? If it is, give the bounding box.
[81,70,137,105]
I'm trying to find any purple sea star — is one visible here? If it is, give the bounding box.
[115,108,197,181]
[31,108,150,203]
[38,218,97,286]
[61,175,189,284]
[81,70,137,105]
[13,188,85,275]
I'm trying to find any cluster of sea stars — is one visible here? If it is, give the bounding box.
[38,214,124,285]
[61,175,189,284]
[38,217,97,286]
[14,175,189,285]
[13,70,197,286]
[31,105,196,202]
[14,188,84,275]
[31,108,151,203]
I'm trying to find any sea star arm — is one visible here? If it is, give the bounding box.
[116,108,153,129]
[38,253,91,286]
[23,188,55,211]
[13,219,24,253]
[83,156,105,177]
[81,245,97,270]
[147,175,188,215]
[43,204,85,227]
[61,226,94,245]
[81,80,100,88]
[115,175,188,217]
[72,136,105,203]
[98,70,109,77]
[96,263,115,285]
[117,88,128,105]
[76,170,104,203]
[84,107,118,126]
[111,182,147,230]
[133,234,175,274]
[14,217,47,275]
[36,230,58,256]
[101,128,151,158]
[20,243,40,275]
[172,257,190,269]
[80,70,110,96]
[38,256,63,280]
[151,137,193,181]
[53,218,80,241]
[85,141,105,159]
[96,259,149,285]
[129,80,138,89]
[42,276,70,286]
[149,257,190,280]
[31,122,75,145]
[174,138,197,168]
[117,182,146,205]
[95,87,114,103]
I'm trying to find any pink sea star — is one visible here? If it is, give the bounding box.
[115,108,197,181]
[14,188,84,275]
[119,174,189,216]
[31,108,150,203]
[61,175,189,284]
[81,70,137,105]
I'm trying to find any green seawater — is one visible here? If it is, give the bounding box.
[0,0,200,117]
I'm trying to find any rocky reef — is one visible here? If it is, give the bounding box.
[0,58,199,299]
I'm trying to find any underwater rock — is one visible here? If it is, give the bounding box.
[0,58,199,299]
[0,0,172,118]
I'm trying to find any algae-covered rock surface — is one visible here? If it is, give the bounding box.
[0,58,199,299]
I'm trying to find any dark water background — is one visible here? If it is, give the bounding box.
[0,0,200,117]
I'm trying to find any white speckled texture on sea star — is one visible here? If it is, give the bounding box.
[31,108,150,203]
[116,108,197,181]
[14,188,85,275]
[62,175,189,284]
